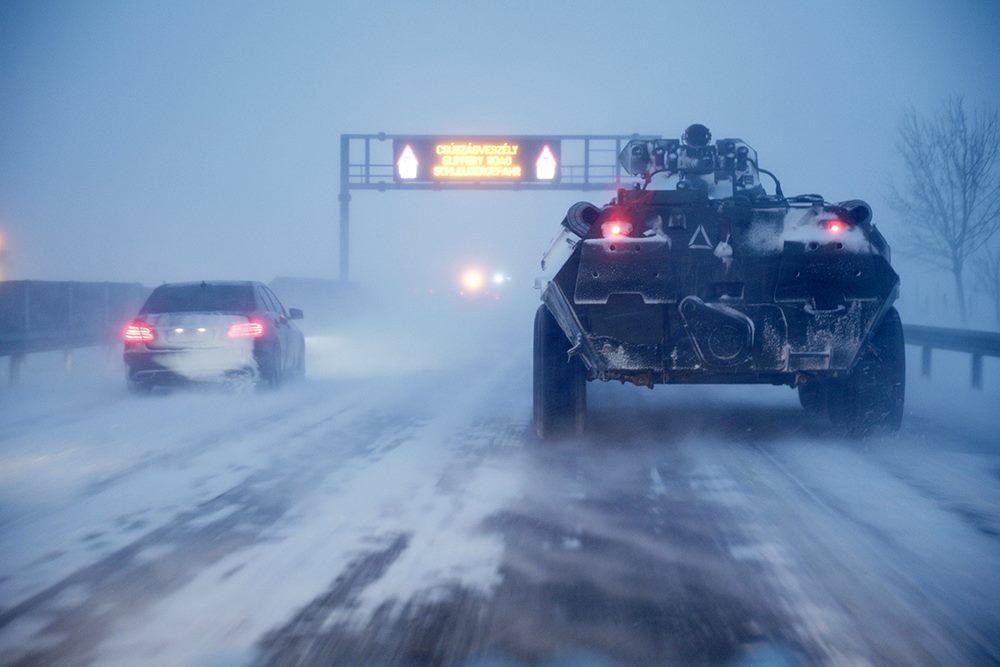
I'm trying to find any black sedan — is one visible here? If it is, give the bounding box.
[122,281,305,393]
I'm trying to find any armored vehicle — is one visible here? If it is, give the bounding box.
[534,124,903,438]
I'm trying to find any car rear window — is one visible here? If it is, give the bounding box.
[140,284,256,314]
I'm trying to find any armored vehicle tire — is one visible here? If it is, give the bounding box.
[828,307,905,437]
[533,305,586,440]
[797,381,827,414]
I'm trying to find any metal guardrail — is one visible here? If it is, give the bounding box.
[2,282,997,390]
[0,280,150,383]
[903,324,1000,389]
[0,278,337,385]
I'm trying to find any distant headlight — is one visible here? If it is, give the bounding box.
[461,268,485,293]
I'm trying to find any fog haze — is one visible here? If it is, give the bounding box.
[2,0,1000,310]
[3,5,1000,665]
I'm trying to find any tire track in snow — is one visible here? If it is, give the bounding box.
[0,382,378,610]
[745,440,1000,666]
[257,534,411,666]
[76,360,527,667]
[254,420,526,667]
[0,404,422,666]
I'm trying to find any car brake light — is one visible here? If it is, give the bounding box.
[826,220,847,233]
[123,321,155,342]
[601,221,633,239]
[227,320,265,338]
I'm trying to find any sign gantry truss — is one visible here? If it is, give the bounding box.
[337,133,653,280]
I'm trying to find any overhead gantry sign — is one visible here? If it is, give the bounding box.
[337,133,653,280]
[394,138,560,183]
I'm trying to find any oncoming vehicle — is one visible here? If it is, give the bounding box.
[458,265,511,299]
[534,124,903,439]
[122,281,306,393]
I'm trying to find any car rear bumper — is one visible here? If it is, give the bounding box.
[124,347,259,385]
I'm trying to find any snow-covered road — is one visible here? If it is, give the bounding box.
[1,301,999,666]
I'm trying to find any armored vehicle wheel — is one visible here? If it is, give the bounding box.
[828,307,905,436]
[533,305,586,439]
[798,381,827,414]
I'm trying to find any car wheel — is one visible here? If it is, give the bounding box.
[533,305,586,440]
[828,307,905,437]
[295,344,306,380]
[271,354,283,388]
[259,346,283,389]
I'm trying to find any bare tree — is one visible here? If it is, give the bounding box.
[889,97,1000,325]
[974,244,1000,329]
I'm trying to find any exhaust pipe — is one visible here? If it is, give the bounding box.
[836,199,873,227]
[561,201,601,238]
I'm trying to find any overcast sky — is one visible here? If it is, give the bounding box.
[2,1,999,296]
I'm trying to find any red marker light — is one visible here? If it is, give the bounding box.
[826,220,846,233]
[227,320,265,338]
[122,321,155,342]
[601,221,633,239]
